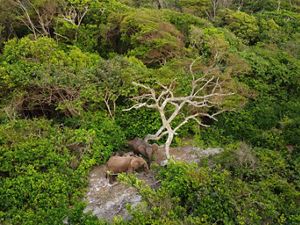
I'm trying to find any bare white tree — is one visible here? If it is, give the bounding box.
[61,4,89,28]
[13,0,39,39]
[277,0,281,11]
[12,0,59,38]
[124,59,234,159]
[211,0,218,19]
[210,0,234,19]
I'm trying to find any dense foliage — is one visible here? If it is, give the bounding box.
[0,0,299,224]
[120,145,300,224]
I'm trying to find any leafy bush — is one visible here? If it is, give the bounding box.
[236,0,300,13]
[116,107,161,139]
[0,1,299,224]
[0,117,124,224]
[103,9,185,66]
[198,44,300,150]
[0,37,101,118]
[177,0,211,18]
[1,37,151,120]
[164,9,211,38]
[240,47,300,95]
[122,159,300,225]
[218,9,260,45]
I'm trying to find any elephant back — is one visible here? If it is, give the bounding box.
[107,156,132,173]
[128,138,144,151]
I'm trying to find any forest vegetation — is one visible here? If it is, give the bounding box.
[0,0,300,224]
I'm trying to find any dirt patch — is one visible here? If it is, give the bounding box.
[83,166,157,221]
[154,146,223,164]
[84,146,223,222]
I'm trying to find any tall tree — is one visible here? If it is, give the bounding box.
[10,0,60,38]
[124,58,235,159]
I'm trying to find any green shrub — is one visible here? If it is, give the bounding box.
[0,117,124,224]
[0,37,102,118]
[0,1,299,224]
[234,0,299,13]
[122,159,300,225]
[103,9,185,66]
[164,10,211,37]
[218,9,260,45]
[177,0,211,18]
[116,107,161,139]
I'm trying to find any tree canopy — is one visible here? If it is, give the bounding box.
[0,0,299,224]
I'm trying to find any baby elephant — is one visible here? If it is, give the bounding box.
[128,138,158,164]
[106,155,149,182]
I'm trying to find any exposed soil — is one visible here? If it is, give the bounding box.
[84,146,223,222]
[83,166,157,221]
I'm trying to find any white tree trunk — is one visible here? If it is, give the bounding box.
[277,0,281,11]
[165,132,174,159]
[124,59,234,160]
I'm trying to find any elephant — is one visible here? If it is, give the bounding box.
[106,155,149,183]
[113,151,135,157]
[123,151,135,157]
[128,138,158,165]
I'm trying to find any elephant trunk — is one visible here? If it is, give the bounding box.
[144,163,149,172]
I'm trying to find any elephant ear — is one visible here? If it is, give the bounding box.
[130,158,140,171]
[152,143,158,153]
[143,160,149,171]
[137,145,146,153]
[145,147,153,161]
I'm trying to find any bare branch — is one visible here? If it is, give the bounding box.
[144,130,169,142]
[27,0,49,35]
[212,109,227,117]
[132,81,156,99]
[125,58,233,159]
[173,113,210,134]
[104,90,113,118]
[198,109,227,121]
[62,5,89,27]
[131,93,153,101]
[194,92,235,100]
[123,102,156,111]
[189,57,201,79]
[192,117,210,127]
[15,0,38,39]
[77,6,88,27]
[211,77,220,94]
[185,99,208,108]
[193,75,215,96]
